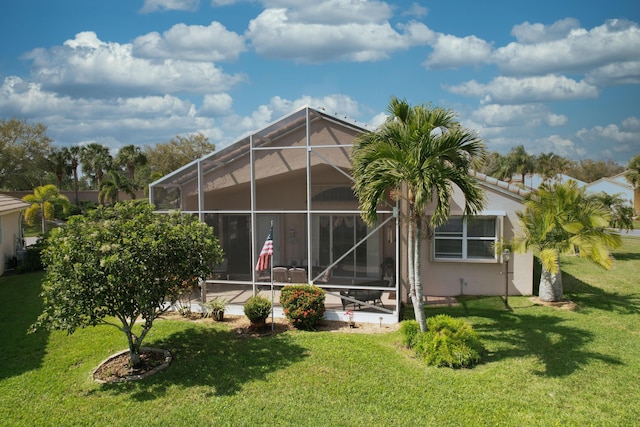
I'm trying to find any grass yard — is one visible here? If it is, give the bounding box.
[0,238,639,426]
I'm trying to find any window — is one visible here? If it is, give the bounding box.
[434,216,498,261]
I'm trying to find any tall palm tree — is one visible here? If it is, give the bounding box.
[115,144,147,183]
[513,180,621,302]
[47,147,72,189]
[23,184,70,233]
[81,143,113,189]
[99,170,136,205]
[351,97,486,331]
[68,145,82,205]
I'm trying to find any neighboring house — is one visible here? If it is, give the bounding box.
[584,172,637,213]
[0,194,29,276]
[150,106,533,323]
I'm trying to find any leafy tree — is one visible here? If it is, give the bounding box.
[0,118,53,190]
[513,181,621,302]
[99,170,137,205]
[565,159,624,183]
[22,184,70,233]
[81,142,113,189]
[115,144,147,184]
[144,133,215,177]
[351,97,486,331]
[33,202,224,367]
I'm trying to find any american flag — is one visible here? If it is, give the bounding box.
[255,225,273,271]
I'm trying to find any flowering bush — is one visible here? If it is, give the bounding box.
[280,285,326,330]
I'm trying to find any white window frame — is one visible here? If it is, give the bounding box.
[432,213,503,263]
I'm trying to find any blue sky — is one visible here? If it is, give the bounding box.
[1,0,639,165]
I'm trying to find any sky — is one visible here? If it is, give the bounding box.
[1,0,639,165]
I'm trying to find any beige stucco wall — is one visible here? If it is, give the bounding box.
[400,184,534,299]
[0,211,23,276]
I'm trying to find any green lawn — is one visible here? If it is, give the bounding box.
[1,238,639,426]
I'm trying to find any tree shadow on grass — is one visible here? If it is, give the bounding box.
[563,271,640,315]
[0,272,50,381]
[96,324,307,400]
[475,310,621,377]
[430,300,622,378]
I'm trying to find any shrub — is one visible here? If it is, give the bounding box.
[399,320,421,348]
[414,315,485,369]
[244,295,272,325]
[280,285,326,330]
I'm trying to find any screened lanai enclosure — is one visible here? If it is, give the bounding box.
[149,107,401,324]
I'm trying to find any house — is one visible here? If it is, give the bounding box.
[584,172,638,214]
[149,106,533,323]
[0,194,30,276]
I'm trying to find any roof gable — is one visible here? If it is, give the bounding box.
[0,194,30,214]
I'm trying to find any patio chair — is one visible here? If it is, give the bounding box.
[288,267,308,284]
[273,266,289,283]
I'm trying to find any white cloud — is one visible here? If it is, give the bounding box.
[446,75,598,104]
[423,34,492,69]
[471,104,566,128]
[246,7,433,62]
[23,32,247,98]
[493,19,640,76]
[511,18,580,44]
[132,22,246,62]
[140,0,200,13]
[200,93,234,116]
[402,2,428,18]
[537,134,585,157]
[267,0,393,25]
[586,61,640,86]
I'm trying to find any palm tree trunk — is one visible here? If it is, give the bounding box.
[539,262,563,302]
[408,210,427,331]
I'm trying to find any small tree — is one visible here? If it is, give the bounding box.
[33,201,224,367]
[513,181,621,302]
[23,184,70,233]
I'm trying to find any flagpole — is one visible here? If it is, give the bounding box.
[269,220,275,333]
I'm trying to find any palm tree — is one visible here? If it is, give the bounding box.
[99,170,136,205]
[588,192,634,231]
[351,97,486,331]
[513,180,621,302]
[23,184,70,233]
[81,143,113,189]
[47,148,72,189]
[115,144,147,183]
[537,152,569,183]
[69,145,82,205]
[623,154,640,189]
[625,154,640,215]
[493,145,536,186]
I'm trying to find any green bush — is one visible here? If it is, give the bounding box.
[244,295,272,325]
[418,315,484,368]
[399,320,421,348]
[280,285,326,330]
[402,315,484,369]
